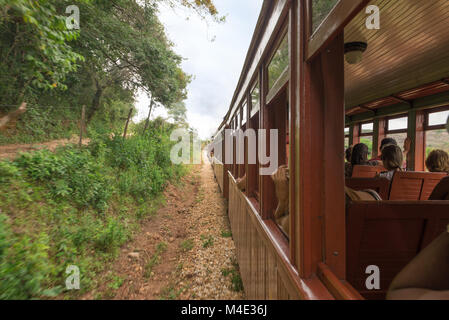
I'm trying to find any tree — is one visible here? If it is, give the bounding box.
[0,0,84,107]
[167,101,188,127]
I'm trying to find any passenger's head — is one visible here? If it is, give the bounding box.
[381,144,403,171]
[425,150,449,173]
[379,137,397,152]
[345,146,352,162]
[351,143,369,166]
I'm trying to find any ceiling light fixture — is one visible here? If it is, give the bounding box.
[344,42,368,65]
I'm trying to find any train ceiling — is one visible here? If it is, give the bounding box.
[344,0,449,115]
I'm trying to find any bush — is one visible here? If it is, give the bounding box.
[0,120,186,299]
[0,214,52,299]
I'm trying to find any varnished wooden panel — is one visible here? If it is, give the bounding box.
[213,160,224,194]
[227,173,335,300]
[345,0,449,108]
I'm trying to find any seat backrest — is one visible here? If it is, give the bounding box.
[352,165,385,178]
[346,200,449,300]
[421,173,448,200]
[389,171,446,200]
[345,178,391,200]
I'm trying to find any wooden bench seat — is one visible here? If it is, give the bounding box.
[389,171,447,200]
[352,165,385,178]
[345,177,391,200]
[346,200,449,300]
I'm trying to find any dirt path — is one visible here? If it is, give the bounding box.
[84,151,245,300]
[0,136,89,160]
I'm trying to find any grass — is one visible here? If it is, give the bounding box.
[179,239,194,252]
[221,258,244,292]
[201,235,214,248]
[0,123,187,299]
[107,275,125,290]
[221,230,232,238]
[144,242,168,279]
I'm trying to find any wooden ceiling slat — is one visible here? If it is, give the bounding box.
[345,0,449,110]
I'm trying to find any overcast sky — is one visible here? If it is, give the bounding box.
[133,0,264,139]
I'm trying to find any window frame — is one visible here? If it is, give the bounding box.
[266,25,289,104]
[424,106,449,131]
[386,114,408,135]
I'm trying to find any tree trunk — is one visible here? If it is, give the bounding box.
[142,99,154,134]
[0,102,26,131]
[87,79,103,123]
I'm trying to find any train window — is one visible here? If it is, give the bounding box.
[247,111,260,202]
[242,102,247,126]
[386,115,408,149]
[360,122,373,158]
[388,116,408,131]
[237,110,241,129]
[425,108,449,157]
[361,122,373,134]
[344,127,349,149]
[267,34,289,91]
[311,0,339,33]
[262,88,289,238]
[428,109,449,127]
[251,81,260,117]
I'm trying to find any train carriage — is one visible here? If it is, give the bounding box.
[211,0,449,300]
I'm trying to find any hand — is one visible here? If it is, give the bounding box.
[403,137,412,153]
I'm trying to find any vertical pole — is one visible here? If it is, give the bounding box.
[143,99,154,134]
[79,105,85,147]
[123,108,133,139]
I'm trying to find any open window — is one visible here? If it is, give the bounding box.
[359,122,374,158]
[386,115,408,149]
[424,107,449,157]
[262,29,290,241]
[344,126,350,149]
[247,81,260,203]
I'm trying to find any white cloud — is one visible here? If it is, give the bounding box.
[133,0,263,139]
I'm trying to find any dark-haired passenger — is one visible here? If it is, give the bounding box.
[369,137,398,162]
[377,144,403,180]
[370,137,411,168]
[345,143,377,177]
[344,146,353,178]
[426,149,449,200]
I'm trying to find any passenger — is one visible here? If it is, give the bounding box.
[236,174,246,191]
[369,137,398,162]
[387,226,449,300]
[370,137,411,168]
[424,150,449,200]
[429,176,449,200]
[377,144,403,180]
[425,149,449,173]
[271,165,289,237]
[345,143,377,177]
[344,146,353,178]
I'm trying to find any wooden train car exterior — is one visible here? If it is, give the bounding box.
[211,0,449,300]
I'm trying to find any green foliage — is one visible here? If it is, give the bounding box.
[221,260,244,293]
[0,215,52,299]
[179,239,194,252]
[0,122,186,299]
[311,0,338,32]
[15,146,112,211]
[0,0,84,105]
[0,161,19,184]
[221,230,232,238]
[201,235,214,248]
[144,241,168,278]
